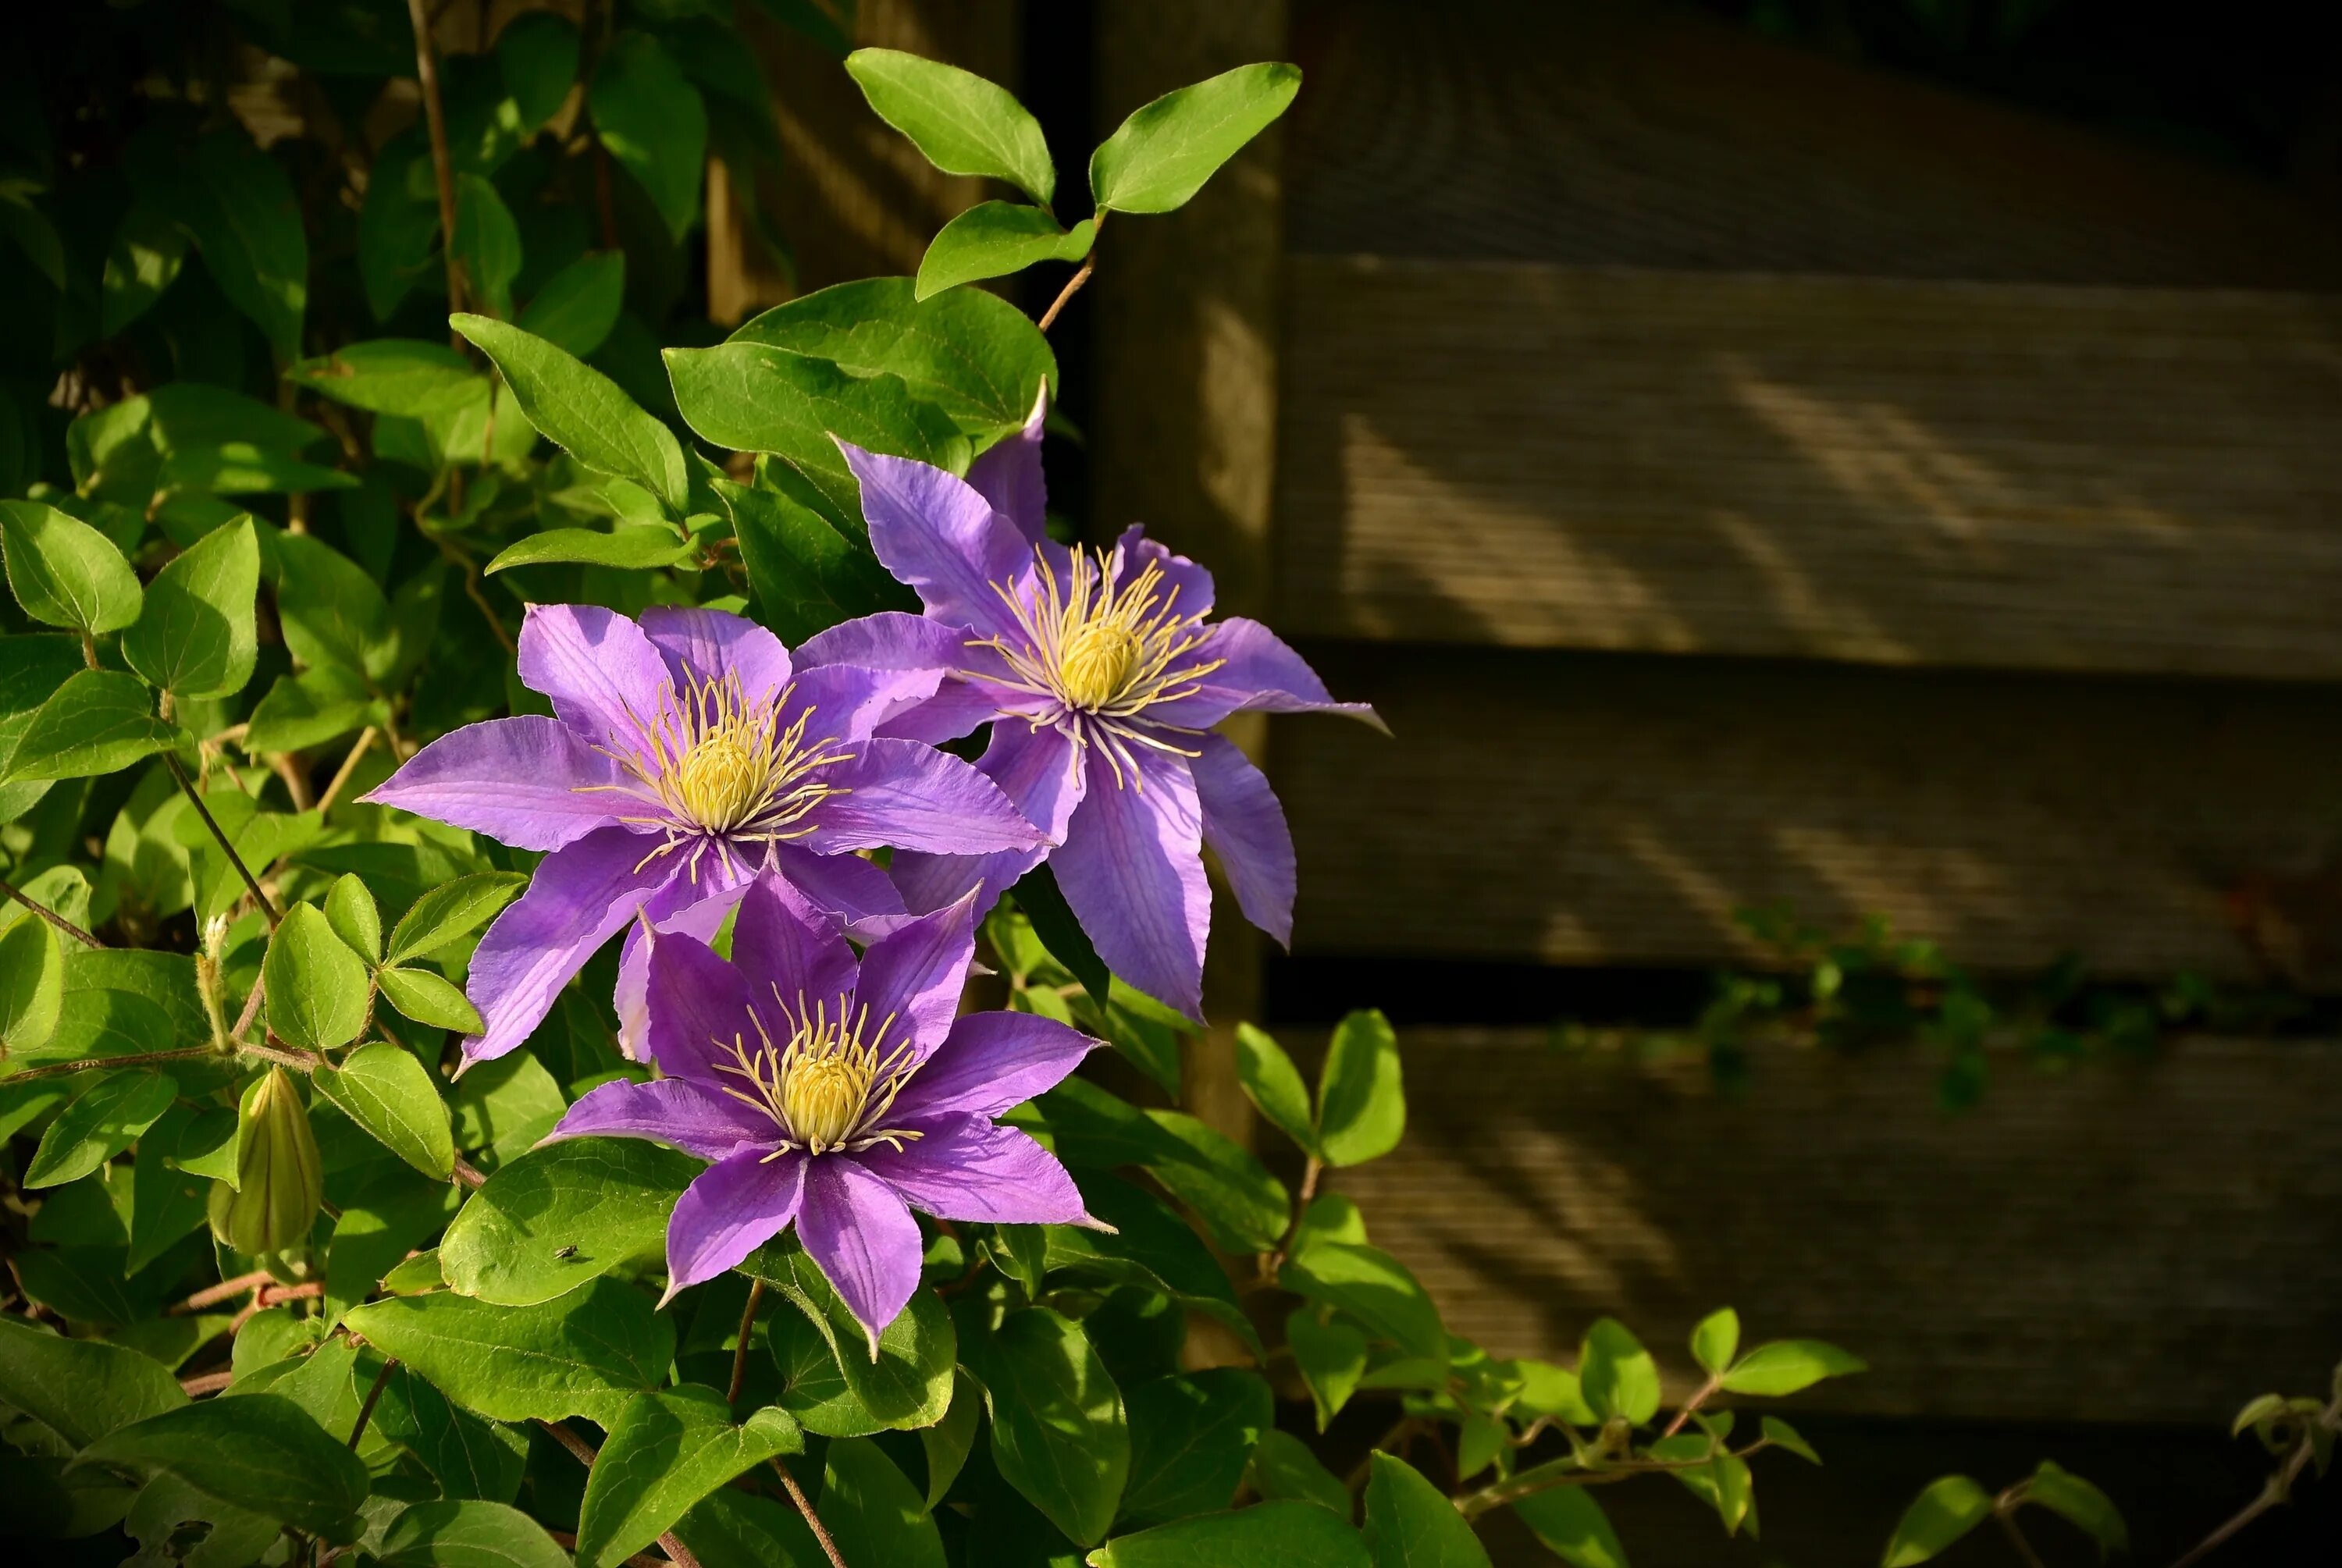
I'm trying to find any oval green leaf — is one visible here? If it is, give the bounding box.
[917,203,1095,300]
[311,1040,454,1181]
[1088,1500,1371,1568]
[262,902,370,1052]
[343,1276,674,1428]
[1719,1339,1867,1398]
[119,517,260,700]
[0,500,143,635]
[1362,1451,1492,1568]
[441,1135,697,1304]
[453,313,687,515]
[1316,1008,1402,1168]
[576,1386,802,1568]
[1882,1475,1993,1566]
[1087,62,1301,215]
[964,1306,1130,1547]
[845,49,1054,204]
[376,965,486,1034]
[74,1391,369,1538]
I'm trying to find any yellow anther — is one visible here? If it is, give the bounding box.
[710,994,922,1156]
[672,731,764,830]
[1059,622,1141,709]
[782,1056,867,1150]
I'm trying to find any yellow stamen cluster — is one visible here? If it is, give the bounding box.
[578,670,854,878]
[977,546,1224,786]
[711,993,920,1156]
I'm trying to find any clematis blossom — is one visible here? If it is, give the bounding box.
[550,873,1100,1343]
[363,603,1046,1064]
[799,400,1383,1020]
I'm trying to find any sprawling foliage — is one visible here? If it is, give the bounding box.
[8,7,2305,1568]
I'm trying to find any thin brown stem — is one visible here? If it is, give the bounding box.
[1657,1376,1720,1440]
[769,1458,849,1568]
[268,752,315,812]
[1262,1154,1324,1278]
[1995,1506,2050,1568]
[2,877,104,948]
[453,1157,489,1189]
[728,1279,765,1406]
[176,1270,274,1314]
[164,752,279,927]
[2172,1384,2342,1568]
[1037,217,1103,333]
[243,1039,324,1073]
[349,1357,397,1449]
[79,631,99,670]
[179,1370,233,1397]
[404,0,465,342]
[539,1420,705,1568]
[6,1044,226,1083]
[315,727,378,816]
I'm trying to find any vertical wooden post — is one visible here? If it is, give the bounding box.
[1091,4,1293,1142]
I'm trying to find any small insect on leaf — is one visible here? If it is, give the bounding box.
[554,1245,578,1260]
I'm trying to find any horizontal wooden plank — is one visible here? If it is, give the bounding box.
[1322,1028,2342,1425]
[1286,0,2342,286]
[1279,645,2342,982]
[1273,259,2342,681]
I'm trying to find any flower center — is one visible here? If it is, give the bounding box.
[580,670,856,878]
[975,546,1227,787]
[710,994,920,1156]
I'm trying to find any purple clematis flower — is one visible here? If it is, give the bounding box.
[797,400,1383,1020]
[362,603,1047,1064]
[550,872,1100,1343]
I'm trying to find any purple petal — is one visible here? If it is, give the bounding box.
[965,387,1048,544]
[890,1011,1098,1122]
[460,827,676,1064]
[664,1147,808,1301]
[891,720,1084,916]
[645,929,760,1084]
[359,716,629,852]
[859,1115,1092,1226]
[839,441,1031,636]
[798,1155,923,1351]
[852,894,978,1066]
[549,1076,777,1160]
[614,873,753,1062]
[516,603,674,754]
[797,612,1003,745]
[768,843,907,932]
[800,738,1048,857]
[1052,748,1209,1022]
[1112,524,1213,620]
[1191,733,1296,948]
[780,663,945,746]
[1149,617,1386,734]
[637,605,792,706]
[731,871,860,1036]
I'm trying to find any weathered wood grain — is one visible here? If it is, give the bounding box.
[1280,644,2342,983]
[1285,0,2342,286]
[1322,1028,2342,1425]
[1273,258,2342,681]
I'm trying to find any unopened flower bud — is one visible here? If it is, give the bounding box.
[207,1067,323,1257]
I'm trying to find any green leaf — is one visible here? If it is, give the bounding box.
[1234,1022,1320,1157]
[385,872,529,965]
[1689,1307,1739,1379]
[590,31,707,241]
[379,1499,571,1568]
[441,1136,696,1303]
[263,902,370,1051]
[1088,62,1301,215]
[372,1367,527,1502]
[158,443,356,498]
[1510,1488,1628,1568]
[822,1435,946,1568]
[74,1391,368,1538]
[917,203,1094,300]
[486,524,694,575]
[25,1071,176,1189]
[0,500,142,635]
[920,1371,981,1506]
[377,965,487,1033]
[183,133,308,360]
[1088,1501,1372,1568]
[746,1242,958,1428]
[453,173,523,320]
[1118,1369,1272,1531]
[130,1104,215,1274]
[1649,1436,1753,1536]
[102,201,187,336]
[244,665,383,755]
[1013,864,1109,1011]
[273,532,389,678]
[120,517,259,700]
[1361,1452,1491,1568]
[1719,1339,1867,1398]
[1287,1310,1369,1431]
[2023,1461,2127,1558]
[1040,1174,1260,1356]
[312,1040,455,1181]
[0,1314,188,1449]
[845,49,1054,203]
[576,1386,802,1568]
[963,1305,1129,1546]
[343,1276,674,1427]
[447,1049,566,1170]
[518,251,627,359]
[1881,1476,1992,1566]
[1278,1240,1443,1362]
[0,186,62,290]
[324,1163,459,1325]
[1579,1319,1660,1427]
[1248,1429,1350,1517]
[358,133,440,322]
[0,913,63,1055]
[324,873,382,962]
[454,313,687,514]
[717,473,903,643]
[1760,1414,1820,1464]
[1317,1009,1402,1167]
[287,340,488,419]
[496,10,582,131]
[671,1484,828,1568]
[729,276,1056,439]
[664,340,970,522]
